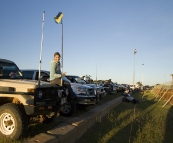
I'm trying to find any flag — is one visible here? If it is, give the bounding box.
[134,49,137,54]
[54,12,63,24]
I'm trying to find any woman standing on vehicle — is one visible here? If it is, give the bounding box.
[50,52,66,85]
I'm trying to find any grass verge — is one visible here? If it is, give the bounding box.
[77,91,173,143]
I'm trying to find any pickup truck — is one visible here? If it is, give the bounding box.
[0,59,66,139]
[98,80,118,94]
[21,70,98,117]
[65,75,106,101]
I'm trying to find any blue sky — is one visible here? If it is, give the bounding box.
[0,0,173,86]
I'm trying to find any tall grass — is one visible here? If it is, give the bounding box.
[77,91,173,143]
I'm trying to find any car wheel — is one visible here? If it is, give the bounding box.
[59,100,76,117]
[0,103,28,139]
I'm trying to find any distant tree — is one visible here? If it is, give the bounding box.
[97,80,102,83]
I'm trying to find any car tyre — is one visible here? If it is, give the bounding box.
[0,103,28,139]
[59,100,76,117]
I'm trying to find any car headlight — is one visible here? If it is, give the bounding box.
[27,88,35,93]
[94,89,97,95]
[97,88,101,93]
[57,89,63,98]
[77,87,87,93]
[38,90,43,98]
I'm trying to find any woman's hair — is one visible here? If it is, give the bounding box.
[54,52,60,57]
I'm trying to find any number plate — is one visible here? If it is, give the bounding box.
[61,97,67,105]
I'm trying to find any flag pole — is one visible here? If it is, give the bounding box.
[54,12,63,86]
[60,16,63,86]
[38,11,45,87]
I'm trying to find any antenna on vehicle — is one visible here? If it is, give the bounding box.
[38,11,45,87]
[96,66,97,86]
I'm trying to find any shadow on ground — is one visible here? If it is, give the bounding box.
[163,106,173,143]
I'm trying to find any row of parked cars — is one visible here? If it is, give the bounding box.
[0,58,127,140]
[21,70,126,115]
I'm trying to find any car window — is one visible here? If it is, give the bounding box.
[62,76,71,83]
[0,62,23,79]
[66,77,72,82]
[22,71,34,80]
[74,77,85,83]
[35,71,49,80]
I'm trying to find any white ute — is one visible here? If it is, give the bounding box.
[0,59,66,139]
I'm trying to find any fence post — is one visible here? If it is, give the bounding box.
[154,84,163,98]
[158,85,172,102]
[162,94,173,107]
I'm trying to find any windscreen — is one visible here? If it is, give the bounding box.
[0,61,23,79]
[74,76,86,84]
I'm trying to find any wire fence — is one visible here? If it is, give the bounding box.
[151,81,173,107]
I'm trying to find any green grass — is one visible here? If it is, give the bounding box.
[0,92,122,143]
[77,91,173,143]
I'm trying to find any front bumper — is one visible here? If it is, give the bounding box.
[76,94,97,105]
[24,97,67,115]
[110,89,117,93]
[97,90,106,95]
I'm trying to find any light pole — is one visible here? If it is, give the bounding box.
[133,49,137,90]
[170,74,173,82]
[142,63,144,89]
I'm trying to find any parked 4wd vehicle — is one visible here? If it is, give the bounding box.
[21,70,98,117]
[98,80,117,94]
[65,75,106,101]
[0,59,66,139]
